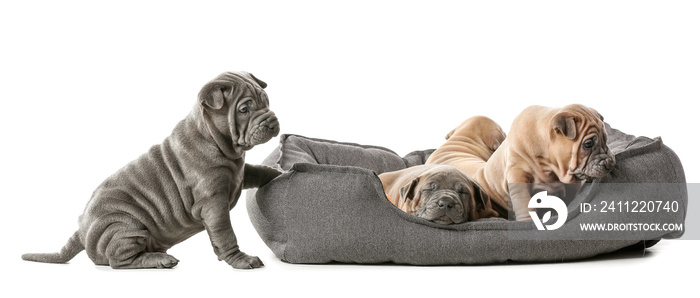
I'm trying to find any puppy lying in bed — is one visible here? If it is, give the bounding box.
[379,164,498,224]
[426,105,615,221]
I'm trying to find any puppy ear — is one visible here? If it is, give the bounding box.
[473,186,488,211]
[198,84,226,110]
[445,128,456,140]
[551,112,577,139]
[245,72,267,89]
[399,178,419,201]
[472,186,501,220]
[484,130,505,151]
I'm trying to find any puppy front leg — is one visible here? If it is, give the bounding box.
[198,198,263,269]
[506,168,535,221]
[243,163,282,189]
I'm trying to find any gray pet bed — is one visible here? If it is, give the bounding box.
[246,125,686,265]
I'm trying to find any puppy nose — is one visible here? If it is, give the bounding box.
[437,198,456,210]
[262,112,280,131]
[266,119,279,130]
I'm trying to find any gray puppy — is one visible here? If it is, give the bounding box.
[22,71,281,269]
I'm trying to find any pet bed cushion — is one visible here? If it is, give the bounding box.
[246,125,686,265]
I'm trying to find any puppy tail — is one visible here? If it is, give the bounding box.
[22,231,84,264]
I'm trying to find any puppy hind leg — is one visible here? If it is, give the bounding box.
[105,229,179,269]
[116,252,180,269]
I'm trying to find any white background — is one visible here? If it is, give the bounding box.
[1,0,698,297]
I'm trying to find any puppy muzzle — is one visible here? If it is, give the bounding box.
[419,191,466,224]
[246,111,280,147]
[575,148,616,181]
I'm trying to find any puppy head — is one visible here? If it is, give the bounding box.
[197,72,280,154]
[395,165,485,224]
[550,104,615,182]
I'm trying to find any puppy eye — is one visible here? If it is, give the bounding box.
[583,139,594,149]
[239,106,249,114]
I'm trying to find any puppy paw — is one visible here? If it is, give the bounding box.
[258,166,282,186]
[145,252,179,269]
[228,253,264,269]
[157,254,180,268]
[243,164,283,189]
[112,252,179,269]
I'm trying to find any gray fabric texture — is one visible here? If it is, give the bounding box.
[246,125,686,265]
[276,134,433,173]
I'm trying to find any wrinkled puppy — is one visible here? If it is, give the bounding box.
[426,116,508,218]
[379,164,496,224]
[429,105,615,221]
[22,72,281,269]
